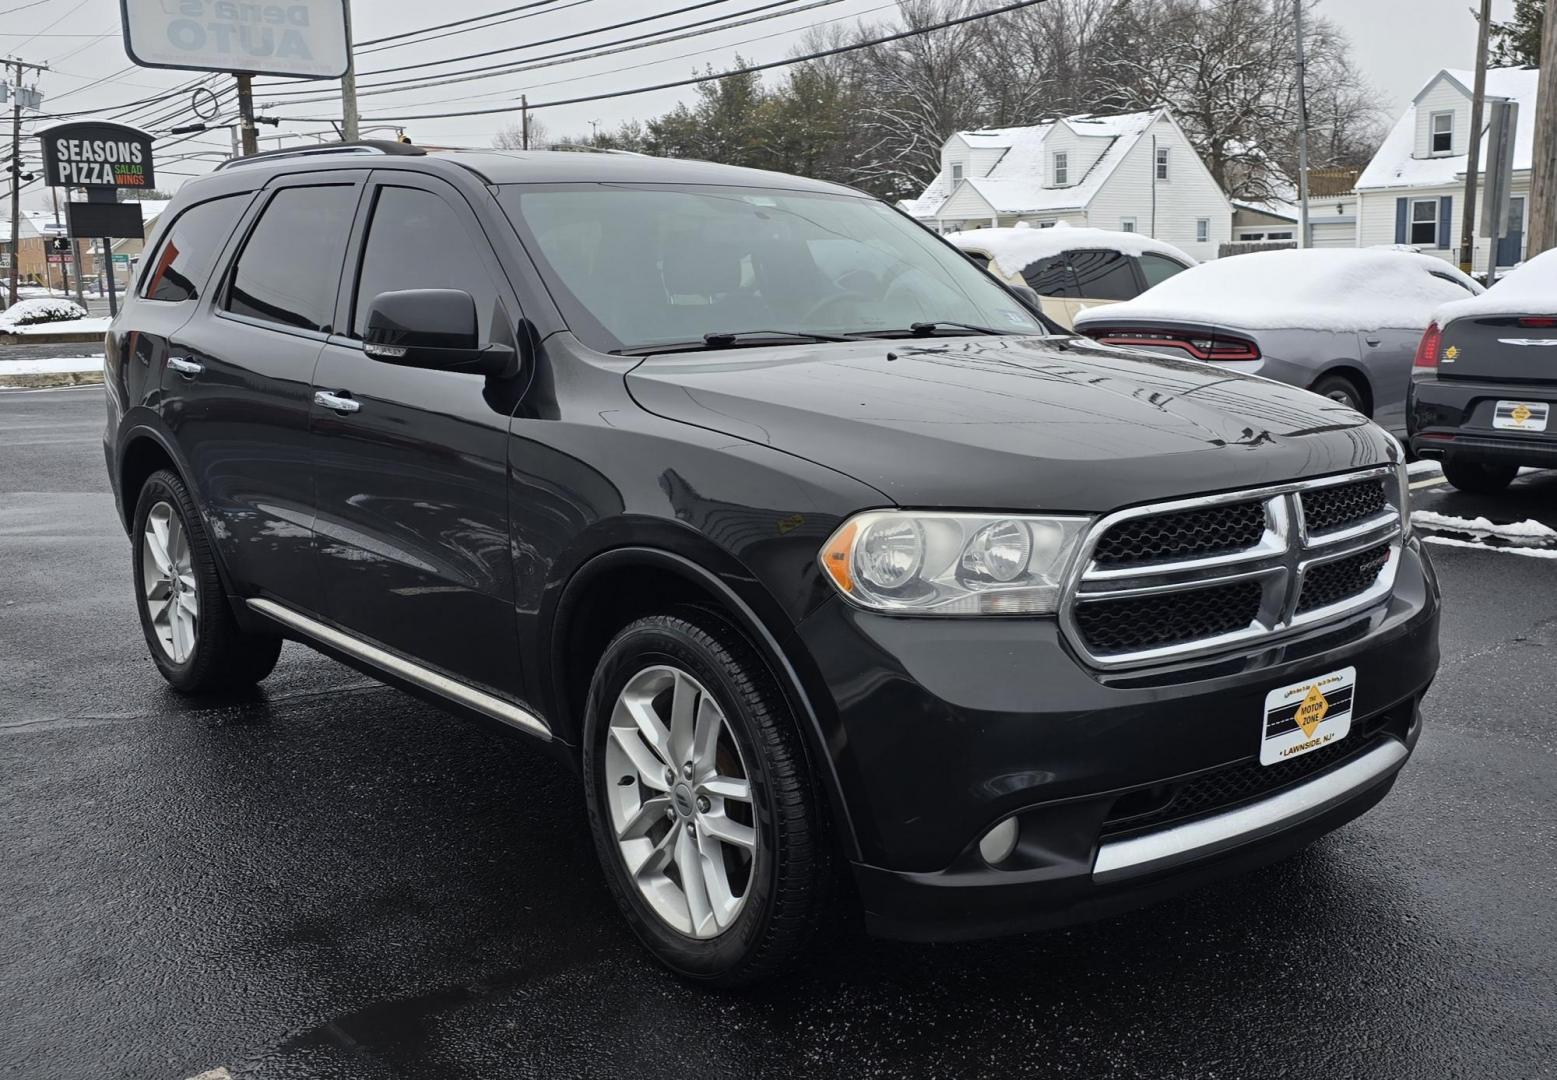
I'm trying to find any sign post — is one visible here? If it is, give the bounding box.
[1481,99,1519,287]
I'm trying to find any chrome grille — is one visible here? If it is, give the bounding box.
[1062,466,1406,669]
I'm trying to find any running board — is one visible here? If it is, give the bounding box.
[247,598,551,741]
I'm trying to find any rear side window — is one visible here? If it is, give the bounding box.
[223,185,356,333]
[1068,249,1139,301]
[351,186,501,339]
[1022,255,1079,298]
[1136,252,1188,289]
[139,195,247,303]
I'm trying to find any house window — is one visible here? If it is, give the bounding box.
[1429,111,1453,155]
[1195,218,1210,244]
[951,163,963,181]
[1410,199,1439,245]
[1266,231,1294,240]
[1039,221,1056,228]
[1120,217,1137,233]
[1053,152,1068,186]
[1155,147,1170,180]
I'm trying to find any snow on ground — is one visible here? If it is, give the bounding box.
[1436,248,1557,323]
[1421,535,1557,560]
[1407,459,1444,476]
[0,355,104,375]
[944,223,1196,280]
[1074,248,1483,332]
[0,297,88,330]
[1411,511,1557,541]
[0,316,111,336]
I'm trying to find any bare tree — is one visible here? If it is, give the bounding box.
[492,117,550,150]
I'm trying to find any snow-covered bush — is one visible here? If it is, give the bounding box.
[0,297,88,330]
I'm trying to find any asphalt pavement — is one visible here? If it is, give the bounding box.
[3,385,1555,1080]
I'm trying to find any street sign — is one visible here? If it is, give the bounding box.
[65,201,145,241]
[1482,99,1519,241]
[120,0,349,78]
[40,122,156,189]
[47,253,71,265]
[113,253,132,267]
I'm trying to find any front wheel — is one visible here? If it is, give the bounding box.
[1442,457,1518,494]
[581,610,832,986]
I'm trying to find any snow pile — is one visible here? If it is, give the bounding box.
[944,224,1196,279]
[1411,511,1557,541]
[0,297,88,329]
[1435,247,1557,324]
[1074,248,1483,332]
[0,354,103,375]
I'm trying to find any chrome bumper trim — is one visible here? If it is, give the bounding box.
[247,598,551,741]
[1092,738,1408,882]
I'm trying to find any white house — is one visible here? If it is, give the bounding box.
[900,107,1234,262]
[1356,67,1539,272]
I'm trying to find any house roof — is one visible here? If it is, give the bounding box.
[902,109,1161,219]
[1357,67,1540,191]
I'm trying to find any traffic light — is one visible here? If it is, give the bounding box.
[50,237,69,253]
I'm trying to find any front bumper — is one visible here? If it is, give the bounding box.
[794,537,1439,941]
[1409,375,1557,468]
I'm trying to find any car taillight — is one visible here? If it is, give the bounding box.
[1088,329,1260,361]
[1517,317,1557,328]
[1413,322,1442,369]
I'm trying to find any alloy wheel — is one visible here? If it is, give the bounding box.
[141,501,198,664]
[604,665,758,939]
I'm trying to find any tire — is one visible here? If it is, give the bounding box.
[1311,374,1367,415]
[581,609,832,987]
[131,469,283,694]
[1442,457,1518,494]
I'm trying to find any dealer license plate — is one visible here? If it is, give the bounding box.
[1260,667,1356,766]
[1493,400,1549,432]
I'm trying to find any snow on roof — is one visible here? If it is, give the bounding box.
[1436,247,1557,322]
[903,110,1159,220]
[1357,67,1540,191]
[944,223,1196,277]
[1072,248,1483,332]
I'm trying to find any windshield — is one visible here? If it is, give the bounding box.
[497,183,1046,352]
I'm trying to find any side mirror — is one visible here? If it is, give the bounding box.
[363,289,516,378]
[1008,283,1042,308]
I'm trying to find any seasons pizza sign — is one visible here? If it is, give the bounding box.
[40,123,157,189]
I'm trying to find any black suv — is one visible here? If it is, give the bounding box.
[105,144,1440,985]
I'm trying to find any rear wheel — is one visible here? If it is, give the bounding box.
[1311,374,1367,415]
[132,469,283,694]
[1442,457,1518,494]
[581,609,831,986]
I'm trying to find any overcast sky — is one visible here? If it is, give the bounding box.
[5,0,1514,207]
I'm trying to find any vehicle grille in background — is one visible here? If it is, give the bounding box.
[1073,580,1261,653]
[1297,544,1391,614]
[1091,500,1266,566]
[1300,478,1387,534]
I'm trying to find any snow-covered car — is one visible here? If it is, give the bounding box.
[943,224,1195,330]
[1073,248,1483,434]
[1409,248,1557,492]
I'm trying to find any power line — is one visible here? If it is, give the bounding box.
[356,0,563,48]
[291,0,1052,123]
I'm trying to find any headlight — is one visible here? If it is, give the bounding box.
[819,511,1092,615]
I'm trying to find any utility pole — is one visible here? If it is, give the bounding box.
[1529,0,1557,256]
[340,0,360,141]
[6,55,47,307]
[1293,0,1312,249]
[1460,0,1492,273]
[521,94,529,150]
[235,73,258,157]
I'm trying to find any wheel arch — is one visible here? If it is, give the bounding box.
[1310,364,1375,417]
[549,545,862,862]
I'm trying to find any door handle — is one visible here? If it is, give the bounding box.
[314,389,361,414]
[167,356,203,376]
[1364,337,1382,347]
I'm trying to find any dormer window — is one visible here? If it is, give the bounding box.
[951,163,964,182]
[1430,111,1453,155]
[1053,152,1068,186]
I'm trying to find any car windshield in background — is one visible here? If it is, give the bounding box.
[497,184,1046,353]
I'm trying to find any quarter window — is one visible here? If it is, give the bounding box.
[1410,199,1439,246]
[1068,249,1140,301]
[139,195,247,303]
[1137,252,1188,288]
[1053,152,1068,186]
[223,185,357,333]
[1155,147,1170,180]
[352,186,501,340]
[1430,111,1453,154]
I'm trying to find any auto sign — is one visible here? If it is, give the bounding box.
[120,0,349,79]
[40,122,156,190]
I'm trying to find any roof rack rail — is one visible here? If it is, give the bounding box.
[216,140,425,171]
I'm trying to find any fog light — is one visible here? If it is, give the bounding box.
[978,818,1019,864]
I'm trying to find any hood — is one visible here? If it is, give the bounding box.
[625,336,1396,512]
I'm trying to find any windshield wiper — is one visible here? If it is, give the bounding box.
[616,329,855,356]
[909,320,1010,336]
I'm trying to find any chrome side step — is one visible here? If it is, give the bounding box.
[247,598,550,741]
[1092,738,1407,882]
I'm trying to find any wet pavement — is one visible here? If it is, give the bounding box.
[3,387,1555,1080]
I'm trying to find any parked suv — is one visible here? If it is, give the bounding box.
[105,144,1440,986]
